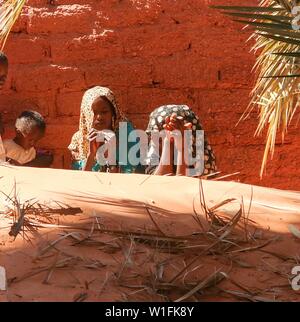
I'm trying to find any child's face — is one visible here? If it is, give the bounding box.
[91,97,114,131]
[17,126,44,150]
[0,63,8,90]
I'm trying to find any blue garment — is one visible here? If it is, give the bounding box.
[71,159,101,172]
[71,122,144,174]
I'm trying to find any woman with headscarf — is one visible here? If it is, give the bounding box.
[68,86,143,173]
[145,105,216,177]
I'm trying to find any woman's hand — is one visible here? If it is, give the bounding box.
[88,129,101,157]
[163,113,192,149]
[83,129,102,171]
[163,113,192,134]
[163,113,193,176]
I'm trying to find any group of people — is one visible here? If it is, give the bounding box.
[0,52,217,178]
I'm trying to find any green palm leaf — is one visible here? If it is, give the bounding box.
[233,20,293,30]
[0,0,26,50]
[261,74,300,78]
[256,33,300,45]
[272,51,300,56]
[223,12,292,22]
[210,5,286,12]
[213,0,300,177]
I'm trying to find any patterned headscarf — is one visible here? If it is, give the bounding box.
[146,104,217,176]
[68,86,125,161]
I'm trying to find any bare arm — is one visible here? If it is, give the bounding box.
[83,153,96,171]
[7,153,54,168]
[158,113,192,177]
[24,153,53,168]
[83,129,102,171]
[175,146,188,176]
[154,137,174,176]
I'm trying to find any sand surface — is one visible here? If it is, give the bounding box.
[0,165,300,302]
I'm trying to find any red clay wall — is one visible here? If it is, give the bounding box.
[1,0,299,190]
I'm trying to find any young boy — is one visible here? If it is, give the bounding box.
[3,110,52,167]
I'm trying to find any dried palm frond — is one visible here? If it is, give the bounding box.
[0,0,26,50]
[211,0,300,176]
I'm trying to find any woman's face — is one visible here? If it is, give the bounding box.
[91,97,114,131]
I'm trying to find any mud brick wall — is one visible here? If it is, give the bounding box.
[1,0,299,190]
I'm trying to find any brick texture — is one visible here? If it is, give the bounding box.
[1,0,299,190]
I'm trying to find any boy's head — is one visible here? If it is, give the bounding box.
[15,111,46,150]
[0,52,8,90]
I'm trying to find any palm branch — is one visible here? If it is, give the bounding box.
[0,0,26,50]
[211,0,300,177]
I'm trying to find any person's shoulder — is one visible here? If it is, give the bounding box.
[3,138,15,147]
[3,139,24,152]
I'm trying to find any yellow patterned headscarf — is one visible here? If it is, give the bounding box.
[68,86,125,161]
